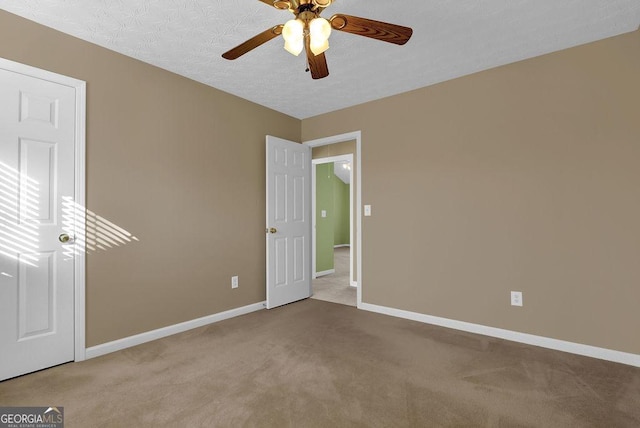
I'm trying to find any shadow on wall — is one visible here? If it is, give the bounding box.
[0,161,138,272]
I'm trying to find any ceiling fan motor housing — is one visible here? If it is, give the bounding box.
[275,1,332,12]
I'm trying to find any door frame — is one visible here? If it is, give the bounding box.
[0,57,87,361]
[311,154,354,286]
[304,131,362,308]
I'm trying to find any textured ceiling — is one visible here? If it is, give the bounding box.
[334,161,351,184]
[1,1,639,119]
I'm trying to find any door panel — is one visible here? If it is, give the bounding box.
[293,237,304,282]
[0,66,76,381]
[266,136,311,309]
[19,251,55,338]
[20,139,56,223]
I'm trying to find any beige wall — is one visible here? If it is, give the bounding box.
[312,141,358,282]
[303,30,640,355]
[0,11,301,346]
[3,8,639,356]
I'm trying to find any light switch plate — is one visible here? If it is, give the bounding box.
[321,210,327,218]
[364,205,372,216]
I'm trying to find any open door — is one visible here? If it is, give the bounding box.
[265,136,311,309]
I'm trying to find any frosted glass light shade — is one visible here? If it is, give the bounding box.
[309,18,331,55]
[310,39,329,55]
[283,19,304,56]
[310,18,331,41]
[284,39,304,56]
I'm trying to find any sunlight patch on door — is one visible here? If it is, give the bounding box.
[0,161,140,275]
[0,161,40,267]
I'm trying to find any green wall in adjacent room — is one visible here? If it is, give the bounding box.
[316,163,334,273]
[315,163,350,274]
[334,176,350,246]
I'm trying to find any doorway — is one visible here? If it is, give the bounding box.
[304,131,362,308]
[311,156,355,306]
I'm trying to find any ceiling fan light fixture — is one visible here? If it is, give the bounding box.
[222,4,413,80]
[282,18,304,56]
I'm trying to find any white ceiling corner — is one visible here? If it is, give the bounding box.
[333,161,351,184]
[1,0,639,119]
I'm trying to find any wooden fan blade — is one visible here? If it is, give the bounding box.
[222,25,283,60]
[305,39,329,79]
[329,14,413,45]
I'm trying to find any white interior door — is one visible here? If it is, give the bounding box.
[0,65,77,380]
[266,136,311,309]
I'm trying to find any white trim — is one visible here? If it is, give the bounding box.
[305,131,362,308]
[0,57,87,362]
[311,161,317,279]
[315,269,335,277]
[86,302,265,359]
[334,244,350,248]
[73,80,87,362]
[350,281,358,288]
[360,303,640,368]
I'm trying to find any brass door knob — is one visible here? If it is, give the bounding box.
[59,233,71,243]
[269,228,277,234]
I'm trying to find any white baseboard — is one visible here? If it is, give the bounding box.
[315,269,335,277]
[359,302,640,368]
[85,301,265,359]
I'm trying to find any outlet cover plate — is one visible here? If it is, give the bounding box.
[511,291,523,307]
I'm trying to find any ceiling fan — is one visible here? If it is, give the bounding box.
[222,0,413,79]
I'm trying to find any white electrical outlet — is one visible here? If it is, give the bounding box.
[231,276,239,289]
[511,291,523,307]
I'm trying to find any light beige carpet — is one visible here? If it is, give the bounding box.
[1,299,639,427]
[312,246,356,307]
